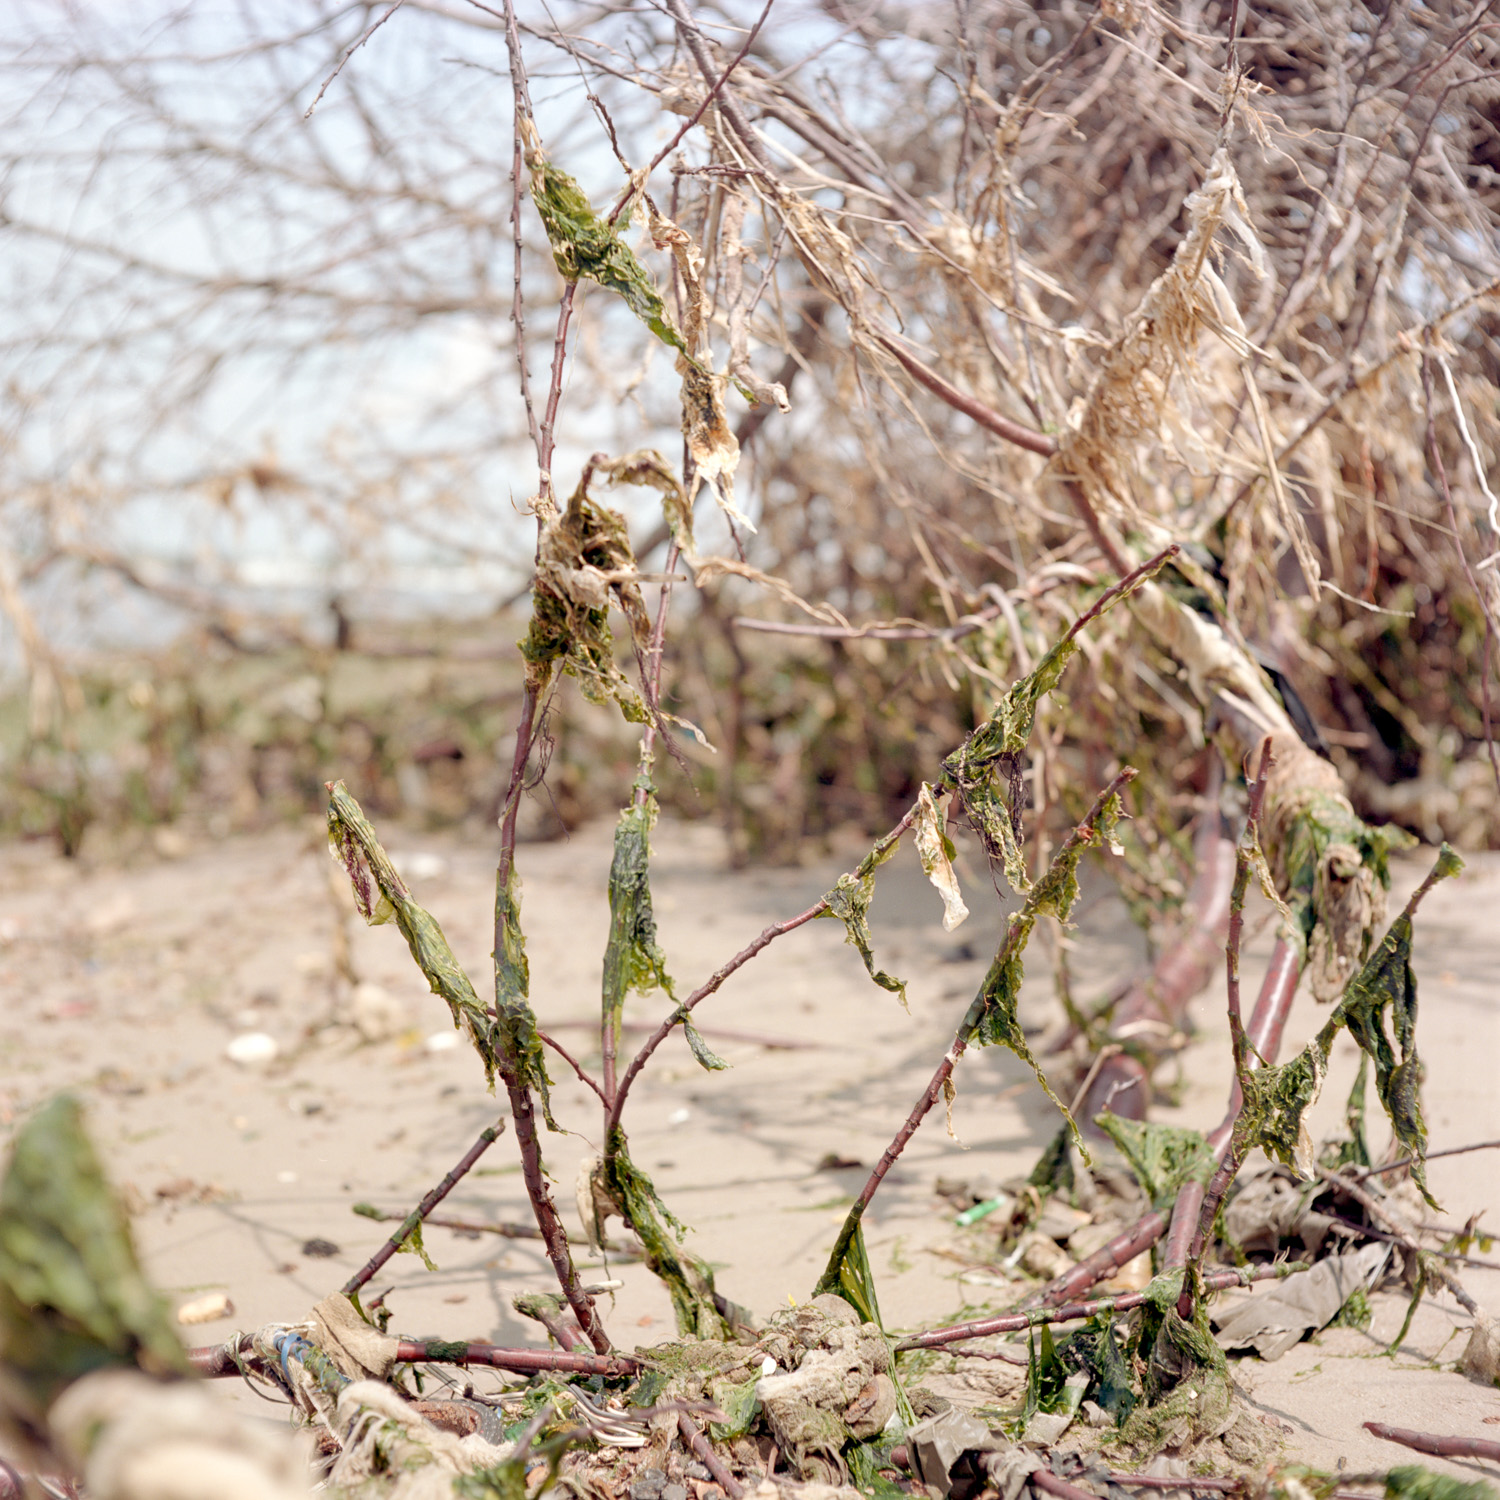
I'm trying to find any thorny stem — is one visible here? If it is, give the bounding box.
[663,0,772,172]
[343,1120,506,1296]
[641,0,774,186]
[823,769,1137,1276]
[894,1260,1308,1351]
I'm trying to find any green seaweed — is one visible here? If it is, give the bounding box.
[603,1128,728,1340]
[1028,1124,1077,1198]
[1095,1115,1214,1213]
[1384,1467,1496,1500]
[941,629,1080,894]
[847,1438,911,1500]
[1059,1315,1136,1425]
[0,1095,189,1414]
[819,837,907,1006]
[327,781,557,1126]
[957,788,1124,1142]
[526,148,691,363]
[815,1219,884,1327]
[522,472,652,721]
[1235,846,1462,1204]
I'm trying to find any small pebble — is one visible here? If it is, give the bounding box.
[425,1031,460,1053]
[302,1238,340,1258]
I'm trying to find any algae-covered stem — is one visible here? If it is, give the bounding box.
[821,767,1137,1282]
[606,546,1176,1138]
[604,537,683,1104]
[1174,739,1276,1287]
[343,1118,506,1297]
[895,1260,1307,1351]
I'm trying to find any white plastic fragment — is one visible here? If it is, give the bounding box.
[176,1291,233,1326]
[224,1032,278,1067]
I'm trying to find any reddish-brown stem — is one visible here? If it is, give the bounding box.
[1364,1422,1500,1463]
[825,770,1137,1275]
[1355,1137,1500,1180]
[638,0,773,187]
[516,1299,580,1351]
[185,1336,639,1380]
[539,1028,607,1105]
[1177,741,1275,1298]
[396,1342,638,1377]
[605,798,926,1138]
[496,681,539,896]
[1039,934,1302,1308]
[1076,783,1236,1130]
[895,1261,1307,1351]
[874,331,1057,458]
[679,1411,745,1499]
[344,1120,505,1295]
[490,683,600,1342]
[1160,936,1302,1269]
[353,1206,584,1243]
[1032,1470,1105,1500]
[502,1072,612,1352]
[662,0,772,172]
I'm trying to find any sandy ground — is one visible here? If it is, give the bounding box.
[1,812,1498,1486]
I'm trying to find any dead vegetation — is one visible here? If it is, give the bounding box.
[1,0,1500,1497]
